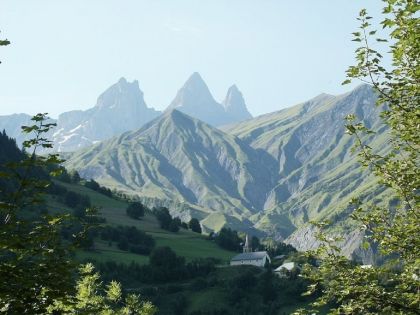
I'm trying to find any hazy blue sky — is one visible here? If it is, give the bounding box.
[0,0,384,118]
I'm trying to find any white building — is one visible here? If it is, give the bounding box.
[230,251,271,267]
[274,261,299,277]
[230,234,271,267]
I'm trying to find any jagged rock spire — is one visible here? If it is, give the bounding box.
[223,85,252,122]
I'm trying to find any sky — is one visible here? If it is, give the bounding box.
[0,0,384,118]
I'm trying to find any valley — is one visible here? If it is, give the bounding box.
[0,79,391,261]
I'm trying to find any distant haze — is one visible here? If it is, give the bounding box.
[0,0,383,118]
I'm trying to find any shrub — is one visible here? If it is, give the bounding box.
[188,218,202,234]
[126,202,145,219]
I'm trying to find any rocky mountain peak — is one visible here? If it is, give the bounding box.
[185,72,206,87]
[152,109,201,133]
[169,72,217,109]
[117,77,128,84]
[47,78,160,152]
[95,78,145,110]
[222,84,252,121]
[223,85,244,109]
[166,73,232,126]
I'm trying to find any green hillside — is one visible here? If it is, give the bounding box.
[48,180,235,265]
[63,85,390,259]
[64,109,277,232]
[224,85,390,255]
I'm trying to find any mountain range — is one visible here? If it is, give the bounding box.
[0,73,252,152]
[64,84,387,261]
[1,78,388,261]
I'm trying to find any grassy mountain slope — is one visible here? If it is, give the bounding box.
[225,85,390,257]
[48,180,235,264]
[64,85,389,259]
[65,110,277,231]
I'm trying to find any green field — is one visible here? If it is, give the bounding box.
[49,180,236,265]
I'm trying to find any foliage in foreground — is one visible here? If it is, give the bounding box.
[0,30,10,64]
[47,263,156,315]
[0,114,156,314]
[297,1,419,314]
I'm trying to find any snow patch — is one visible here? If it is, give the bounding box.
[52,128,64,138]
[69,124,83,133]
[58,133,78,144]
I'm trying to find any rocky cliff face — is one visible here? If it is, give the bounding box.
[1,74,253,151]
[65,109,277,222]
[52,78,161,152]
[222,85,253,122]
[0,78,161,152]
[167,72,253,126]
[65,84,388,260]
[284,224,376,264]
[225,85,387,256]
[2,81,387,258]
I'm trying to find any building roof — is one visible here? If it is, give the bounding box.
[274,262,296,272]
[231,251,269,261]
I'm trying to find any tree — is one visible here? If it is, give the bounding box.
[258,269,277,304]
[126,202,145,220]
[168,220,180,232]
[251,235,261,251]
[85,179,100,191]
[297,1,419,314]
[0,30,10,64]
[214,227,242,251]
[154,206,179,232]
[150,247,181,269]
[189,217,202,234]
[47,263,157,315]
[70,170,81,183]
[64,190,81,208]
[0,114,77,312]
[149,246,187,282]
[117,236,129,251]
[0,114,156,313]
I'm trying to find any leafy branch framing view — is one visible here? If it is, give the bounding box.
[297,1,419,314]
[0,114,157,314]
[0,0,419,314]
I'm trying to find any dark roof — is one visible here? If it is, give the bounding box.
[231,251,269,261]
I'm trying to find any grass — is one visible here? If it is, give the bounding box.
[49,180,236,264]
[76,240,150,265]
[186,287,230,313]
[151,231,234,262]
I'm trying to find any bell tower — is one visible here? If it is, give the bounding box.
[243,234,251,253]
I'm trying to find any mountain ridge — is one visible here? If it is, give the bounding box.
[65,109,277,222]
[51,77,161,152]
[0,73,254,151]
[64,84,388,262]
[0,80,388,262]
